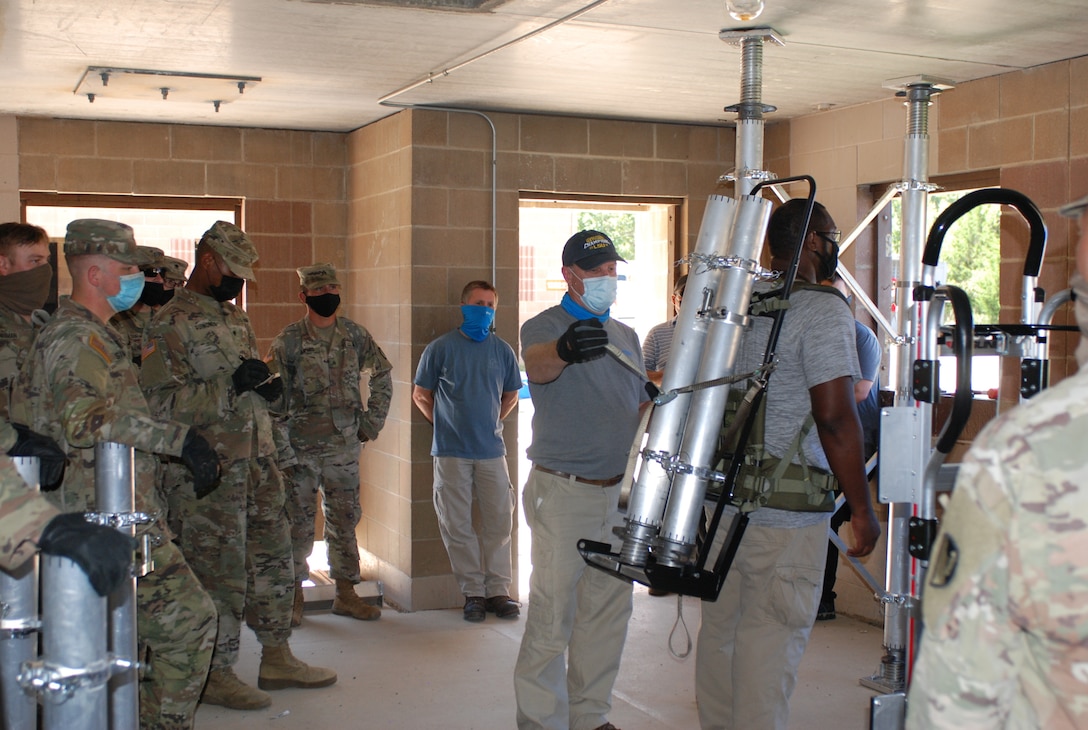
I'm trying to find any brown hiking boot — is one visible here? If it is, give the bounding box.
[291,582,304,627]
[258,644,337,691]
[332,578,380,621]
[201,666,271,710]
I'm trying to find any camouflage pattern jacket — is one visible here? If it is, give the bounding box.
[907,364,1088,728]
[140,287,277,463]
[0,419,60,572]
[268,316,392,452]
[0,304,39,421]
[9,298,188,517]
[111,306,152,365]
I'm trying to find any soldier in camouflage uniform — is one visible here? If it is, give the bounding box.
[140,222,337,711]
[9,219,221,730]
[0,222,53,420]
[268,262,391,625]
[906,193,1088,728]
[111,245,169,366]
[162,254,189,292]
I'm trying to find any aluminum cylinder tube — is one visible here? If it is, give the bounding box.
[39,555,109,729]
[1,457,41,730]
[620,195,738,566]
[654,195,773,567]
[95,442,139,730]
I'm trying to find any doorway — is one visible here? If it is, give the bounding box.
[514,195,682,597]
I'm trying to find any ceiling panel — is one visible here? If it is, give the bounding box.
[0,0,1085,132]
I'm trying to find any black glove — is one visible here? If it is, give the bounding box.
[180,430,221,499]
[254,375,284,403]
[9,423,67,491]
[556,318,608,363]
[38,513,135,597]
[232,358,272,394]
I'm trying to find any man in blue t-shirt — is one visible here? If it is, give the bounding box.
[412,280,523,623]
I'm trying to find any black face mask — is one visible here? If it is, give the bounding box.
[138,281,171,308]
[162,288,176,304]
[816,240,839,282]
[209,274,245,302]
[306,293,341,318]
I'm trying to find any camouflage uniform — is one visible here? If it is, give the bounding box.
[0,419,60,572]
[9,220,215,730]
[0,305,39,420]
[268,298,392,583]
[140,285,295,667]
[906,363,1088,728]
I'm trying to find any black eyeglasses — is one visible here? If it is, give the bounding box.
[143,267,165,278]
[814,230,842,245]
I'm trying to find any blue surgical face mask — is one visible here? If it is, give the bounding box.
[460,304,495,342]
[574,271,618,314]
[107,272,145,313]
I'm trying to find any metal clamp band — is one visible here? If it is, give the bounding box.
[83,510,159,530]
[0,617,41,638]
[18,655,137,703]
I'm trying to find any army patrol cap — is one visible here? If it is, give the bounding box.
[136,245,166,270]
[162,255,189,283]
[63,219,140,265]
[200,221,258,281]
[297,262,341,291]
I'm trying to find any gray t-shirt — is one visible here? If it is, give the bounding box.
[522,306,648,479]
[728,285,862,528]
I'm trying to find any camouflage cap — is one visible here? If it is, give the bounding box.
[63,219,140,265]
[136,246,166,270]
[297,262,341,291]
[162,255,189,283]
[200,221,258,280]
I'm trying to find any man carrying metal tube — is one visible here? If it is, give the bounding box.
[695,200,880,730]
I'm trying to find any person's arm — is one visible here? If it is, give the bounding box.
[357,333,393,441]
[523,340,569,384]
[853,377,874,403]
[499,390,518,420]
[412,385,435,424]
[810,375,879,557]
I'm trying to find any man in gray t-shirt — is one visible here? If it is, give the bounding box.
[513,230,649,730]
[695,200,881,730]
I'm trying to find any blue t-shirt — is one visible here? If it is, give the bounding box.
[414,329,522,459]
[854,321,882,455]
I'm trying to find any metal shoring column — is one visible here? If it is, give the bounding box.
[36,549,110,729]
[95,442,139,730]
[1,457,42,730]
[865,77,951,703]
[719,27,783,200]
[653,195,774,566]
[619,196,738,567]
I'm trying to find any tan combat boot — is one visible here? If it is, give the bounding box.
[257,644,338,691]
[201,666,272,710]
[291,582,304,627]
[332,578,380,621]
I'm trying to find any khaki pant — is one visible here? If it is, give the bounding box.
[433,455,515,598]
[514,468,633,730]
[695,517,827,730]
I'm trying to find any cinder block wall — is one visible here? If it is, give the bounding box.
[15,118,348,356]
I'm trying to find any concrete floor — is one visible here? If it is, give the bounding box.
[194,586,887,729]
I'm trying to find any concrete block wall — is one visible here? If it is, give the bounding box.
[15,117,348,356]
